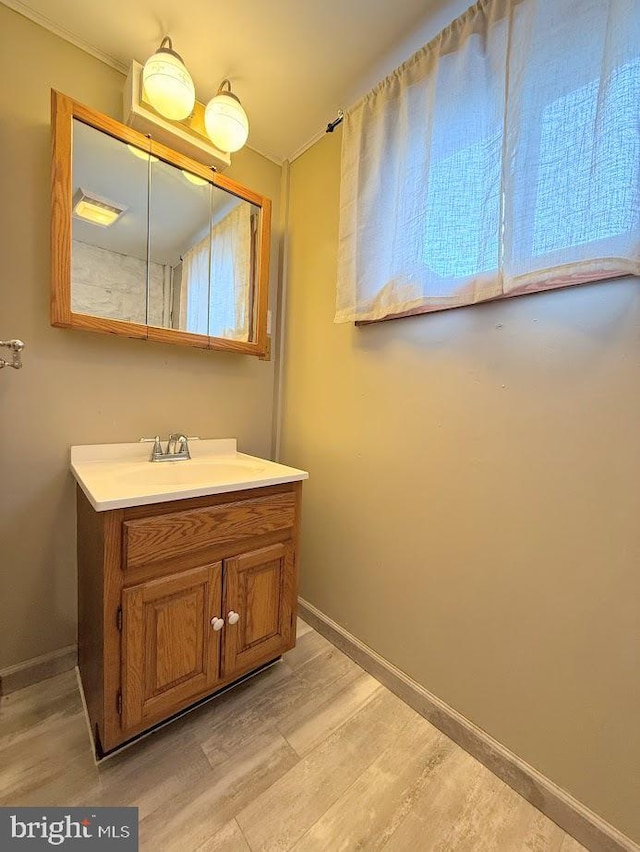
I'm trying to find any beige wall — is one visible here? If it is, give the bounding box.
[0,6,281,669]
[280,129,640,841]
[2,0,639,843]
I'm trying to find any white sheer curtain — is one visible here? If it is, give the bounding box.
[180,202,252,339]
[181,235,210,334]
[336,0,640,323]
[504,0,640,294]
[209,203,252,341]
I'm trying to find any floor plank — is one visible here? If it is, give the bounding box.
[292,713,455,851]
[140,726,299,849]
[195,818,251,852]
[236,689,426,851]
[280,670,381,757]
[0,620,589,852]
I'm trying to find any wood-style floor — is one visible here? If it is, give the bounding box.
[0,620,586,851]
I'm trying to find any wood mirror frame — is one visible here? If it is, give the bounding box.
[50,90,271,358]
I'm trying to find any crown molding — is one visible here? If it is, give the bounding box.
[243,142,283,167]
[287,126,328,164]
[2,0,285,165]
[1,0,128,73]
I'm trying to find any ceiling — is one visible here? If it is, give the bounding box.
[4,0,438,162]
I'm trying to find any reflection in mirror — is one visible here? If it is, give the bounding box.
[52,91,271,356]
[206,190,260,342]
[71,120,149,323]
[147,158,212,333]
[149,162,260,342]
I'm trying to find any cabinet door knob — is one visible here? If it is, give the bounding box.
[210,616,224,631]
[227,610,240,625]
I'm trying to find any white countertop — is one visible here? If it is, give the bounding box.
[70,439,309,511]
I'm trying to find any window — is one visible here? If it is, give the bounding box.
[423,135,501,280]
[335,0,640,323]
[533,61,640,257]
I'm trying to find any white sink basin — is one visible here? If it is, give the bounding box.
[113,458,267,488]
[70,439,308,511]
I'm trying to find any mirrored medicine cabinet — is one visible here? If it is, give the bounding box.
[50,90,271,357]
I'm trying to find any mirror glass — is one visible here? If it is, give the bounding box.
[71,121,149,324]
[64,112,267,349]
[147,157,212,332]
[206,190,260,342]
[148,160,260,341]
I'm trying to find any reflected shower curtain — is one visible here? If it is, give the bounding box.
[209,203,252,341]
[180,202,252,340]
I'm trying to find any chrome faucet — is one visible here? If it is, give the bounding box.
[167,433,191,459]
[140,434,191,462]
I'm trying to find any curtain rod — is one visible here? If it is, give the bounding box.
[326,110,344,133]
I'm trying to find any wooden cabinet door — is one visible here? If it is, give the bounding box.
[223,542,296,679]
[121,562,222,731]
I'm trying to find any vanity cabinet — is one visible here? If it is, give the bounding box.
[77,481,301,756]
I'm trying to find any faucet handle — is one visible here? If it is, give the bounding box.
[140,436,164,458]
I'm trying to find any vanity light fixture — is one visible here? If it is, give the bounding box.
[127,144,159,163]
[204,79,249,153]
[182,169,209,186]
[72,188,127,227]
[142,36,195,121]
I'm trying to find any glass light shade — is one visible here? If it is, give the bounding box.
[142,44,195,121]
[204,88,249,153]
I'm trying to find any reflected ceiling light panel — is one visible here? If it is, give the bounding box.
[142,36,195,121]
[182,170,209,186]
[127,144,158,162]
[72,188,127,227]
[204,79,249,153]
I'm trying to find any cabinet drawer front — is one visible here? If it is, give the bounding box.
[123,492,296,572]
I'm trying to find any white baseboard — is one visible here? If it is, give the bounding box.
[0,644,77,696]
[298,598,639,852]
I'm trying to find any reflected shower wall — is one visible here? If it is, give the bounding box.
[71,240,170,326]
